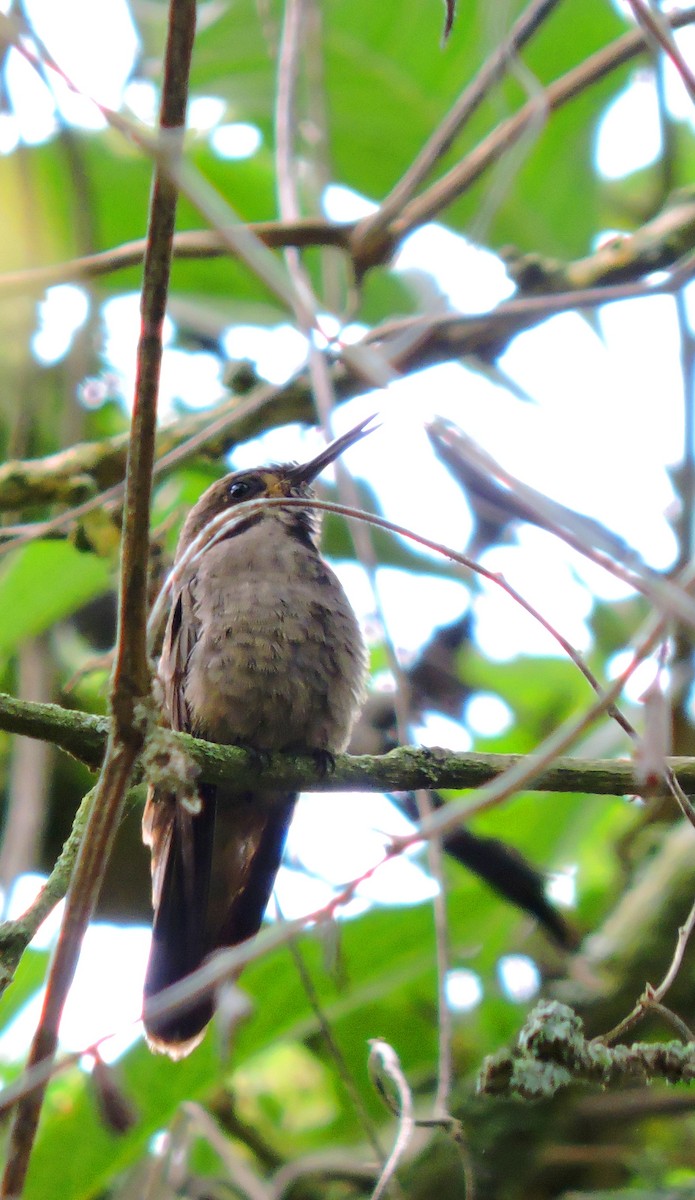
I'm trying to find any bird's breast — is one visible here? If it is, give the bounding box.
[180,525,365,753]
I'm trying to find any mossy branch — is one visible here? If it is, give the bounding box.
[0,685,668,1003]
[0,689,690,796]
[0,392,312,513]
[478,1001,695,1099]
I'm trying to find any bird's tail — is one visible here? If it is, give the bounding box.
[143,784,296,1058]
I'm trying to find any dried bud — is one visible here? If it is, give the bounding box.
[214,981,252,1058]
[90,1057,138,1135]
[633,677,671,797]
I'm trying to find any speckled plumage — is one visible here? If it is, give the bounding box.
[179,520,364,752]
[142,422,371,1058]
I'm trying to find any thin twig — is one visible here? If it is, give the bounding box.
[270,1155,379,1200]
[390,608,679,850]
[0,641,54,899]
[415,785,453,1121]
[600,894,695,1045]
[150,492,695,673]
[283,929,386,1163]
[368,1040,415,1200]
[0,787,95,994]
[275,0,455,1125]
[642,1000,694,1043]
[273,6,389,1158]
[179,1103,273,1200]
[275,0,304,228]
[0,220,354,296]
[675,290,695,570]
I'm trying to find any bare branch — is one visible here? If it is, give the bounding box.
[0,220,354,296]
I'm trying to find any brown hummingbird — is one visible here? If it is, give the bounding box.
[142,416,373,1057]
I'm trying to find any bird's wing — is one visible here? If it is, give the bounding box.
[159,579,198,734]
[143,576,199,909]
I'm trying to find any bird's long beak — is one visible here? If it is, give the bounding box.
[287,414,379,486]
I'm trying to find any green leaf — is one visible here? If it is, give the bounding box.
[0,542,111,659]
[0,948,49,1033]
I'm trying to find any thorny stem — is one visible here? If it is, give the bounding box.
[150,493,695,674]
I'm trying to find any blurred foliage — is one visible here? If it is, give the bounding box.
[1,0,695,1197]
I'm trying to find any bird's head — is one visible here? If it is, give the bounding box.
[178,414,378,552]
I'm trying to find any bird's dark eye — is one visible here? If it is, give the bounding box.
[229,479,252,500]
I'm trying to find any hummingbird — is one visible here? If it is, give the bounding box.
[142,416,373,1057]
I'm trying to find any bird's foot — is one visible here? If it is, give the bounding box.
[233,742,272,772]
[311,748,336,777]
